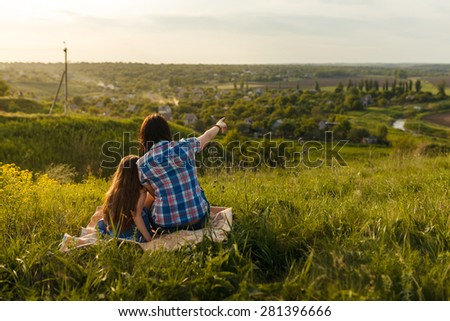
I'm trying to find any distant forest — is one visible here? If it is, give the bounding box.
[2,62,450,91]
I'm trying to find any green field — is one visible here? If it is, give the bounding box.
[1,154,449,300]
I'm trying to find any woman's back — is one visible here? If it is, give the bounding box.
[137,138,209,228]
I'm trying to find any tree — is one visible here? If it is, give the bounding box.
[391,80,397,94]
[364,79,370,92]
[415,79,422,93]
[348,127,370,143]
[374,80,379,91]
[376,125,388,141]
[437,80,446,96]
[358,80,364,91]
[347,79,353,90]
[72,96,84,106]
[0,79,9,96]
[335,81,344,93]
[311,105,323,118]
[222,129,245,165]
[394,69,408,79]
[315,81,321,92]
[334,119,352,139]
[194,118,206,132]
[348,87,359,95]
[276,120,297,138]
[377,97,388,107]
[344,94,363,111]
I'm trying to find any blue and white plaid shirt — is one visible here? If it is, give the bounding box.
[137,138,209,228]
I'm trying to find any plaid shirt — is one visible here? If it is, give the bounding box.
[137,138,209,228]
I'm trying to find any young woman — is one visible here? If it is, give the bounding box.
[137,113,227,231]
[97,155,154,242]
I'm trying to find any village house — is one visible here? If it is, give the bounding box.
[255,88,264,96]
[191,88,204,101]
[158,105,172,120]
[362,136,378,144]
[184,113,198,126]
[245,118,254,125]
[318,120,339,131]
[271,119,283,131]
[174,87,187,99]
[361,94,372,107]
[127,104,137,113]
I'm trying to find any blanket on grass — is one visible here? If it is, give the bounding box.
[59,207,232,252]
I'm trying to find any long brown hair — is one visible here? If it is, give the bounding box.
[102,155,141,233]
[139,113,172,153]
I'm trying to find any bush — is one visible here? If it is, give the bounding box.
[348,127,370,143]
[44,163,77,184]
[417,143,450,157]
[0,80,9,96]
[392,136,417,156]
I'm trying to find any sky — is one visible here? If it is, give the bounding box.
[1,0,450,64]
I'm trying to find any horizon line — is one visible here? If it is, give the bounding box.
[2,61,450,66]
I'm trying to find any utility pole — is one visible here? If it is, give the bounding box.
[64,45,68,114]
[50,42,68,115]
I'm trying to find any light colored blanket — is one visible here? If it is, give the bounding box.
[59,207,232,252]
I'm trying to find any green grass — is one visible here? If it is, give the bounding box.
[405,119,449,139]
[1,110,449,301]
[10,80,93,98]
[420,81,439,95]
[0,113,194,180]
[1,154,450,300]
[0,98,48,113]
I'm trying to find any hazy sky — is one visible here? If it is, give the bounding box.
[1,0,450,63]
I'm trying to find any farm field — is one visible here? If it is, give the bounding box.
[422,112,450,127]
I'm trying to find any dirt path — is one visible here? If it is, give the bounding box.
[422,112,450,127]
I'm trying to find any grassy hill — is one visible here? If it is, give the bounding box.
[0,113,194,179]
[0,93,449,300]
[0,98,49,113]
[1,154,449,300]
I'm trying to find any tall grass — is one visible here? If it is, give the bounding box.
[1,154,449,300]
[0,114,194,180]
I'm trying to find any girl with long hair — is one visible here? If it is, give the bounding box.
[97,155,153,242]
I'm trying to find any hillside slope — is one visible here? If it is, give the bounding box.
[0,113,194,179]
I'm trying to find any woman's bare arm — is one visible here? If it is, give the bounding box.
[197,117,227,150]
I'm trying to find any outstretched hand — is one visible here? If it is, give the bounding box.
[216,117,227,134]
